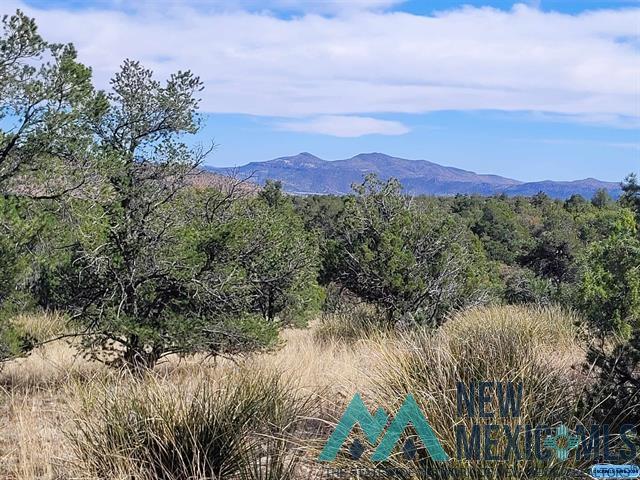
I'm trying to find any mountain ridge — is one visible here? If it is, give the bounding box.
[206,153,622,199]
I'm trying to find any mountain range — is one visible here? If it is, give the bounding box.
[207,152,622,199]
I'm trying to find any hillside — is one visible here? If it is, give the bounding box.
[207,153,621,199]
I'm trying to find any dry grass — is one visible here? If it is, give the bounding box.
[67,368,308,480]
[10,311,68,345]
[313,304,388,345]
[0,316,382,479]
[0,339,103,479]
[442,304,581,353]
[0,305,592,479]
[366,304,588,478]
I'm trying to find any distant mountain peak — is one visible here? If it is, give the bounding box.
[351,152,395,160]
[297,151,320,159]
[269,152,323,167]
[207,153,621,199]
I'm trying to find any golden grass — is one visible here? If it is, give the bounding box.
[364,304,588,478]
[10,311,68,344]
[312,304,387,345]
[66,367,309,479]
[442,304,581,352]
[0,305,590,479]
[0,315,382,479]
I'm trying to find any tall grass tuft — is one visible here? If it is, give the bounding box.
[68,367,308,480]
[313,303,389,345]
[365,305,589,479]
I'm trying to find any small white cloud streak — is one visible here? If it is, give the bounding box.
[278,115,410,136]
[3,1,639,124]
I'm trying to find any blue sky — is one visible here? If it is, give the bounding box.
[9,0,640,181]
[200,110,638,181]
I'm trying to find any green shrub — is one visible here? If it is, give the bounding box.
[331,175,492,327]
[499,265,554,305]
[576,231,640,338]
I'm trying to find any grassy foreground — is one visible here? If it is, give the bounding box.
[0,305,596,479]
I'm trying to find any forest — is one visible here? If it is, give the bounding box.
[0,10,639,480]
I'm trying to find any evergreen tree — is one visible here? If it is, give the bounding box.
[331,174,490,326]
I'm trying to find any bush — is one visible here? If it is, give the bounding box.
[621,173,640,226]
[196,186,322,326]
[370,305,584,478]
[500,265,554,305]
[470,198,533,265]
[576,232,640,338]
[313,303,389,345]
[584,330,640,429]
[69,368,309,480]
[331,175,491,327]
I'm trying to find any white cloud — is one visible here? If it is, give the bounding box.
[278,115,410,136]
[4,1,639,127]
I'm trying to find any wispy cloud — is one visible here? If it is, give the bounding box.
[277,115,410,137]
[5,1,639,127]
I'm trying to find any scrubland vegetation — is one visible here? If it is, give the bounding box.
[0,305,630,479]
[0,10,638,479]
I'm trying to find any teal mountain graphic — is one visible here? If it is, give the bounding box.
[318,393,387,461]
[371,394,449,462]
[319,393,449,462]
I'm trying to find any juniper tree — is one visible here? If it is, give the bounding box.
[55,60,217,369]
[191,181,321,327]
[0,10,97,363]
[621,173,640,228]
[577,215,640,339]
[331,174,490,326]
